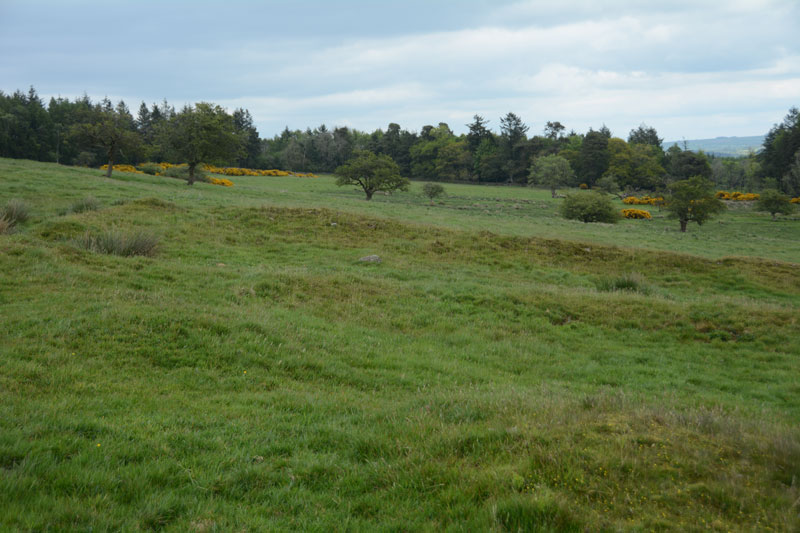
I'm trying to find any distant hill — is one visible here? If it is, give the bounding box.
[662,135,765,157]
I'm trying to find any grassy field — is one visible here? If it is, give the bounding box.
[1,158,799,531]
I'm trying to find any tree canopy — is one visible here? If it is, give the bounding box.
[665,176,725,232]
[759,107,800,195]
[159,103,243,184]
[334,150,409,200]
[529,154,574,197]
[756,189,795,219]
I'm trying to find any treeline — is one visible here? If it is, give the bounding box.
[0,87,260,171]
[1,87,798,194]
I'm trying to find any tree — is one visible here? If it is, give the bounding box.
[422,182,445,203]
[596,175,620,196]
[665,146,711,180]
[630,143,666,190]
[665,176,725,232]
[783,148,800,196]
[756,189,795,219]
[578,128,610,187]
[233,108,261,168]
[466,115,492,153]
[604,138,634,187]
[627,123,663,149]
[334,150,409,200]
[529,154,574,197]
[759,107,800,194]
[499,112,530,183]
[69,105,140,177]
[159,102,243,185]
[544,121,566,140]
[434,140,471,181]
[472,137,505,182]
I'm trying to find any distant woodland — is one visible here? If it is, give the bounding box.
[1,87,798,195]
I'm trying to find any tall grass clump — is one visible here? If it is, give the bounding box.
[0,216,12,234]
[68,196,101,214]
[1,198,31,226]
[596,272,651,294]
[75,230,159,257]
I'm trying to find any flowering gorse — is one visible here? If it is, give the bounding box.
[715,191,759,201]
[622,196,664,206]
[621,208,652,219]
[100,164,142,174]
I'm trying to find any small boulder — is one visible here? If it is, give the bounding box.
[359,255,382,263]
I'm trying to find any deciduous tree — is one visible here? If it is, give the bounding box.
[69,105,140,177]
[665,176,725,232]
[529,154,575,197]
[159,102,243,185]
[335,150,409,200]
[756,189,795,219]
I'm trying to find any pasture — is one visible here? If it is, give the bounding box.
[1,158,798,531]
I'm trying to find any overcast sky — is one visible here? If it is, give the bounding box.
[1,0,798,140]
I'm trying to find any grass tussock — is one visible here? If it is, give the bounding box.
[0,216,13,234]
[1,198,30,227]
[596,272,651,294]
[74,230,159,257]
[67,196,101,214]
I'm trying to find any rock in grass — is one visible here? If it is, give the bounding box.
[359,255,382,263]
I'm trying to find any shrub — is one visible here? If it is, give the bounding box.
[622,195,664,205]
[99,164,141,174]
[68,196,100,214]
[137,162,163,175]
[560,191,619,223]
[716,190,760,201]
[422,182,445,202]
[75,151,96,167]
[621,208,652,219]
[756,189,795,219]
[596,175,620,195]
[75,230,159,257]
[0,199,31,226]
[162,166,207,183]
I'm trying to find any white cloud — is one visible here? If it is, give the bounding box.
[4,0,798,139]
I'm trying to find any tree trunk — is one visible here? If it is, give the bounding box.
[680,219,688,232]
[187,163,196,186]
[551,187,557,198]
[365,190,373,201]
[105,157,114,178]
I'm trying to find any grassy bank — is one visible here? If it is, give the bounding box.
[1,158,798,530]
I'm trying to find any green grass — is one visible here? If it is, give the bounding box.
[1,157,799,531]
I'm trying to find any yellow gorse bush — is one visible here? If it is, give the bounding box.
[202,164,317,178]
[100,164,142,174]
[208,177,234,187]
[791,197,800,204]
[622,195,664,205]
[621,208,652,219]
[716,191,760,201]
